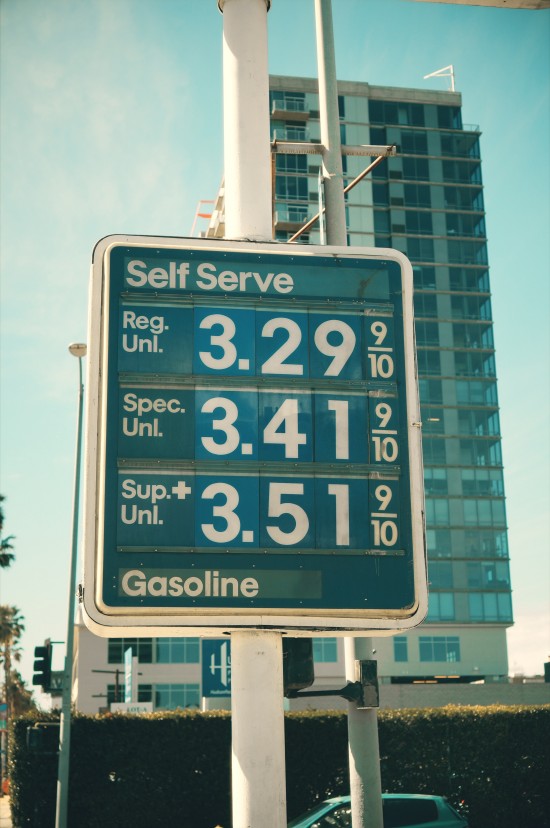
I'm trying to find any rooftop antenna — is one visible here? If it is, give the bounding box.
[423,64,455,92]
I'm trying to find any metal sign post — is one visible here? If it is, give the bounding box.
[315,2,384,826]
[219,3,285,826]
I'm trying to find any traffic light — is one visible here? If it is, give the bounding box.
[32,639,52,692]
[283,638,314,697]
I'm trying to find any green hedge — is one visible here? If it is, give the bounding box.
[9,705,550,828]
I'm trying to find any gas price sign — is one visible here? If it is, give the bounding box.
[82,236,426,635]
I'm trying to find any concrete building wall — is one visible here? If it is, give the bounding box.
[74,623,546,715]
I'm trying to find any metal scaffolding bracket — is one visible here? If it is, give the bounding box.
[271,140,396,157]
[270,140,396,242]
[285,660,380,710]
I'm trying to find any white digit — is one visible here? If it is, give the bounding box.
[314,320,356,376]
[199,314,237,370]
[375,402,392,429]
[371,321,388,345]
[375,484,393,511]
[263,399,307,458]
[328,484,350,545]
[261,317,303,375]
[266,482,309,545]
[201,398,240,455]
[327,400,349,459]
[201,482,240,543]
[371,519,398,546]
[372,436,398,462]
[368,353,394,379]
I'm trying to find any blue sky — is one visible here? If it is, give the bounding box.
[1,0,549,696]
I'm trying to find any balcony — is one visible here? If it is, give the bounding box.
[271,98,310,122]
[274,206,309,232]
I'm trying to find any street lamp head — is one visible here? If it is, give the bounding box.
[68,342,87,358]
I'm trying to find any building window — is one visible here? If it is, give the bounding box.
[275,154,307,173]
[462,498,507,527]
[416,350,441,375]
[461,469,504,497]
[138,685,153,702]
[108,638,201,665]
[154,684,200,711]
[425,498,450,526]
[437,106,462,130]
[369,100,425,127]
[275,175,308,201]
[419,636,461,662]
[313,638,338,663]
[454,351,496,378]
[459,438,502,467]
[464,529,509,558]
[404,183,431,208]
[428,561,453,588]
[427,592,455,621]
[468,592,512,622]
[423,468,448,494]
[405,211,433,235]
[400,130,428,155]
[108,685,154,706]
[422,437,447,465]
[415,322,440,346]
[402,157,430,181]
[108,638,153,664]
[107,684,124,705]
[418,379,443,404]
[467,562,510,589]
[456,380,498,406]
[270,90,306,113]
[426,528,452,557]
[393,637,408,662]
[156,638,200,664]
[448,239,487,266]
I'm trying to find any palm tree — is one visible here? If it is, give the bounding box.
[0,606,25,721]
[0,496,15,568]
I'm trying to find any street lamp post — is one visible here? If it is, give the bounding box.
[55,342,86,828]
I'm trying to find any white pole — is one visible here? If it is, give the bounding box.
[314,0,347,245]
[219,3,287,827]
[345,638,383,828]
[231,632,286,827]
[55,344,86,828]
[314,3,383,827]
[221,0,273,241]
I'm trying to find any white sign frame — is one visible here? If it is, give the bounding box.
[81,235,427,637]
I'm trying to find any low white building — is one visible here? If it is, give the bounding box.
[73,619,548,714]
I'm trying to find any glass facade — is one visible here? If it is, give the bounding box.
[107,680,200,709]
[313,637,338,663]
[269,79,512,650]
[108,637,200,664]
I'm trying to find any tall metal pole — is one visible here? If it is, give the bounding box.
[219,2,287,827]
[314,0,346,245]
[220,0,273,242]
[55,343,86,828]
[314,3,383,827]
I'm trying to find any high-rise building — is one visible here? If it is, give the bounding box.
[73,77,515,715]
[267,75,512,683]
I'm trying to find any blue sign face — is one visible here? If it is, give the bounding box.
[201,640,232,698]
[86,238,425,630]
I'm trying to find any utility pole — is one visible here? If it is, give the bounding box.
[314,2,384,827]
[219,2,287,827]
[55,343,86,828]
